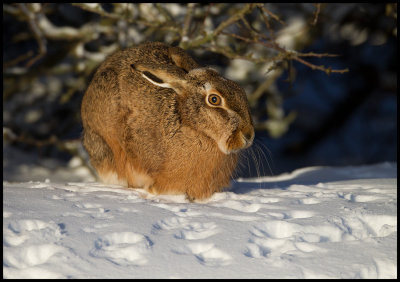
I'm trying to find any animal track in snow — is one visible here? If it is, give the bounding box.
[250,220,344,242]
[337,192,384,203]
[3,163,396,278]
[153,217,220,240]
[3,265,65,279]
[340,214,397,239]
[207,212,260,222]
[212,200,262,213]
[3,231,30,247]
[173,243,232,267]
[3,218,67,278]
[259,197,281,204]
[174,222,220,240]
[8,219,52,233]
[3,244,64,269]
[262,210,314,220]
[244,221,330,260]
[91,232,152,266]
[4,219,63,247]
[82,223,112,233]
[297,197,321,205]
[284,210,315,219]
[153,216,228,266]
[72,202,114,219]
[153,217,190,231]
[359,214,397,237]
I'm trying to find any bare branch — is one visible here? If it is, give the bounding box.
[17,3,47,67]
[3,3,356,146]
[257,4,285,26]
[3,127,97,178]
[292,56,349,74]
[256,5,277,41]
[221,31,349,74]
[3,51,34,69]
[311,4,321,26]
[213,4,254,37]
[71,3,121,20]
[248,67,284,106]
[180,3,196,48]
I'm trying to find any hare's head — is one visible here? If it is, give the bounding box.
[132,61,254,154]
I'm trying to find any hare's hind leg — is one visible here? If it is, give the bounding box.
[82,129,128,186]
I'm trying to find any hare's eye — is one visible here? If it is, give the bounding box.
[208,94,222,106]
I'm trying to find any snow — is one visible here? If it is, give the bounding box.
[3,162,397,279]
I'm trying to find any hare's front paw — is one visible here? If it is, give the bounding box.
[185,193,196,203]
[146,185,160,196]
[185,189,213,203]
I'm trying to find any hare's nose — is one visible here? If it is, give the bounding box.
[242,127,255,147]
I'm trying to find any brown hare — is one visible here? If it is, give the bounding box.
[81,42,254,201]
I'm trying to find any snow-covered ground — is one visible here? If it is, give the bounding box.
[3,162,397,279]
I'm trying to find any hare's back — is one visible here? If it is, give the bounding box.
[102,42,175,70]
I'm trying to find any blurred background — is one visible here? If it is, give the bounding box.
[3,3,397,182]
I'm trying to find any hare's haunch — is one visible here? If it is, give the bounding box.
[81,42,254,201]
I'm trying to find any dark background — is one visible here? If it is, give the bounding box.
[3,3,397,180]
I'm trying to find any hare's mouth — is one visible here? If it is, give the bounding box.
[218,127,254,154]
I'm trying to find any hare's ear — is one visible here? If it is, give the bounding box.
[169,46,199,72]
[131,63,187,94]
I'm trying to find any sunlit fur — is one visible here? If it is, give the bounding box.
[81,42,254,201]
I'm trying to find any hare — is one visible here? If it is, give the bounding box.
[81,42,254,201]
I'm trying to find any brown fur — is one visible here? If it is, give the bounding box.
[81,42,254,201]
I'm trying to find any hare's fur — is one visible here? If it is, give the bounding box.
[81,42,254,201]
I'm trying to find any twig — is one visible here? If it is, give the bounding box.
[222,31,280,51]
[222,31,349,74]
[208,44,260,63]
[3,127,97,178]
[71,3,121,20]
[3,51,34,69]
[180,3,196,48]
[200,4,212,31]
[213,4,254,37]
[292,56,349,74]
[3,128,76,153]
[238,14,259,41]
[155,3,174,22]
[311,4,321,26]
[256,4,285,26]
[256,5,277,41]
[18,3,47,67]
[248,67,284,106]
[296,51,340,58]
